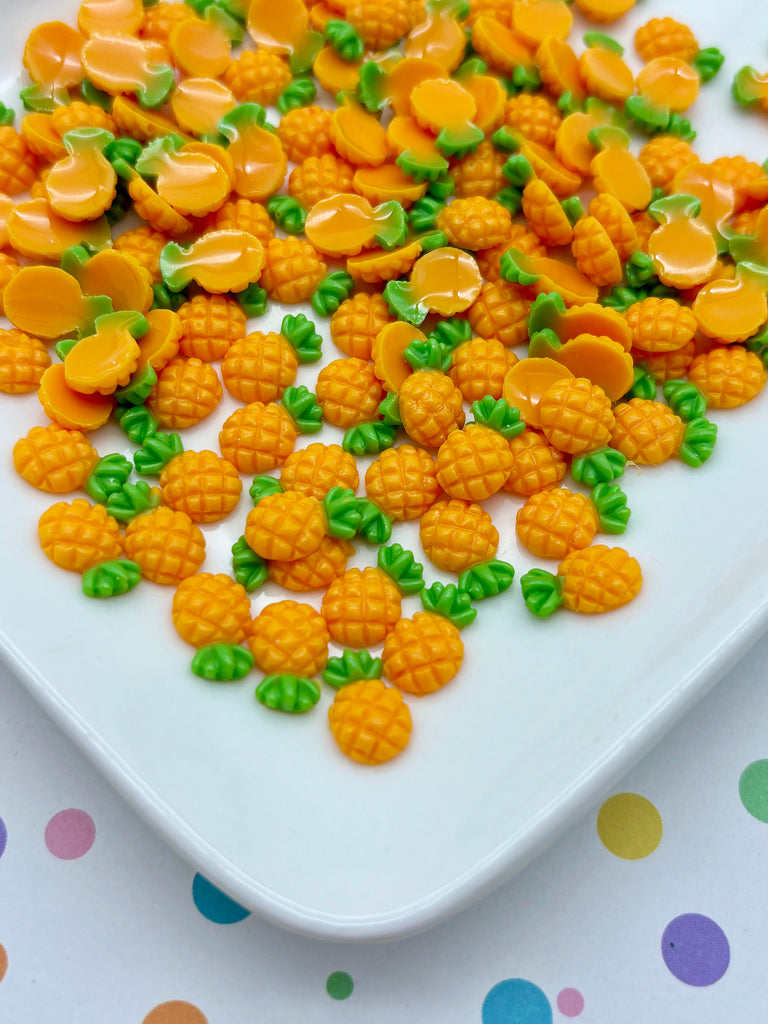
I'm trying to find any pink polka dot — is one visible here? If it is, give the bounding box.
[556,988,584,1017]
[45,809,95,860]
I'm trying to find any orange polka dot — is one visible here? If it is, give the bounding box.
[142,1001,208,1024]
[0,943,7,983]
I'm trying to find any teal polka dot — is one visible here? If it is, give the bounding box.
[482,979,552,1024]
[739,759,768,823]
[326,971,354,1000]
[192,873,250,924]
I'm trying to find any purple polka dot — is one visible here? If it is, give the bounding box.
[45,809,95,860]
[661,913,730,986]
[556,988,584,1016]
[0,816,6,860]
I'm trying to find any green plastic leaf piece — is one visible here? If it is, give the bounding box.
[377,543,424,595]
[382,278,427,325]
[404,337,452,372]
[527,291,566,335]
[249,475,283,505]
[395,148,449,183]
[114,403,158,444]
[420,581,476,628]
[82,559,142,598]
[584,31,623,54]
[502,153,534,188]
[256,674,321,713]
[623,363,657,401]
[104,136,143,171]
[499,248,539,287]
[266,194,307,234]
[692,47,724,83]
[357,60,387,112]
[192,643,254,682]
[418,229,448,252]
[733,66,766,108]
[556,90,581,116]
[106,182,132,226]
[106,480,159,522]
[527,328,561,360]
[408,195,444,232]
[591,482,630,534]
[600,285,647,312]
[355,497,392,545]
[570,446,626,486]
[133,431,183,476]
[624,250,658,289]
[231,535,269,592]
[113,363,157,405]
[19,84,57,114]
[288,31,325,75]
[218,100,270,141]
[85,453,133,503]
[491,126,519,153]
[236,282,268,317]
[54,337,80,361]
[455,57,487,79]
[378,391,402,427]
[80,79,112,110]
[373,200,408,250]
[322,486,361,539]
[326,20,364,61]
[457,559,515,601]
[745,324,768,366]
[520,567,564,617]
[663,379,707,421]
[135,61,175,110]
[664,113,695,142]
[624,94,670,134]
[426,317,472,351]
[427,173,455,201]
[311,270,355,316]
[494,186,523,215]
[276,77,317,116]
[342,421,398,456]
[323,649,382,688]
[678,417,717,467]
[561,195,585,226]
[282,384,323,434]
[471,396,525,438]
[280,313,322,363]
[134,133,185,178]
[510,64,541,93]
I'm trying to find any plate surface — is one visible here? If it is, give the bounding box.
[2,0,768,941]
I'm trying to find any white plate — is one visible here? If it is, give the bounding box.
[2,0,768,941]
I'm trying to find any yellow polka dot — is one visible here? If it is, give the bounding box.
[0,943,7,984]
[596,792,662,859]
[142,1001,208,1024]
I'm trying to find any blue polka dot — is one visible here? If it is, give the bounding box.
[0,816,6,860]
[192,873,251,924]
[482,979,552,1024]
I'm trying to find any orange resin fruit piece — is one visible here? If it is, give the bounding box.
[0,329,50,394]
[313,45,362,94]
[72,249,154,314]
[404,1,468,71]
[646,194,718,290]
[160,450,242,524]
[305,194,404,258]
[353,164,428,206]
[574,0,635,20]
[536,36,585,102]
[268,535,354,593]
[23,21,86,103]
[538,376,614,454]
[78,0,144,37]
[171,78,236,138]
[161,229,264,294]
[247,0,322,69]
[589,126,651,212]
[347,240,424,285]
[328,679,412,765]
[555,100,617,176]
[502,357,573,427]
[374,57,448,118]
[671,162,735,240]
[470,17,534,77]
[330,95,389,168]
[321,567,402,648]
[7,199,110,260]
[364,444,440,521]
[3,265,108,340]
[390,247,483,321]
[172,573,252,648]
[512,0,572,46]
[558,545,642,614]
[409,77,481,156]
[80,33,173,108]
[64,311,147,396]
[218,104,287,201]
[169,9,234,79]
[38,363,115,431]
[248,600,330,677]
[503,249,599,305]
[420,498,498,572]
[382,611,464,697]
[516,487,597,560]
[578,40,635,105]
[135,137,233,218]
[692,264,768,343]
[13,423,97,493]
[39,498,124,573]
[245,490,325,562]
[548,334,634,401]
[135,309,183,374]
[636,56,700,113]
[124,506,205,586]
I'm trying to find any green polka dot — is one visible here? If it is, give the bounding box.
[326,971,354,1000]
[596,792,662,859]
[739,759,768,823]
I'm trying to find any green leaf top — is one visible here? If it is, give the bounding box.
[470,396,525,438]
[623,250,658,289]
[82,559,142,598]
[236,282,268,318]
[323,649,383,688]
[502,153,534,188]
[311,270,355,317]
[520,567,564,617]
[426,317,472,351]
[383,278,427,325]
[624,94,670,134]
[395,147,449,183]
[435,121,483,160]
[733,66,767,108]
[591,482,630,534]
[491,127,520,153]
[151,282,187,312]
[322,486,362,539]
[218,102,270,141]
[527,328,562,360]
[192,643,254,682]
[692,47,724,83]
[113,363,157,406]
[377,543,425,595]
[281,385,324,433]
[509,64,541,93]
[678,417,717,467]
[378,391,402,427]
[342,421,398,455]
[601,284,648,312]
[266,194,307,235]
[255,674,321,713]
[427,173,455,201]
[494,186,523,215]
[583,31,623,54]
[408,195,444,233]
[133,431,183,476]
[570,446,626,486]
[276,77,317,116]
[648,193,702,224]
[622,363,658,401]
[499,247,539,287]
[355,497,392,545]
[105,480,160,522]
[420,581,476,627]
[280,312,322,363]
[325,19,364,61]
[249,475,283,505]
[54,337,80,361]
[357,60,387,112]
[457,560,515,600]
[113,403,157,445]
[663,379,707,421]
[403,337,452,372]
[85,453,133,504]
[527,291,567,335]
[231,535,269,592]
[373,200,408,250]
